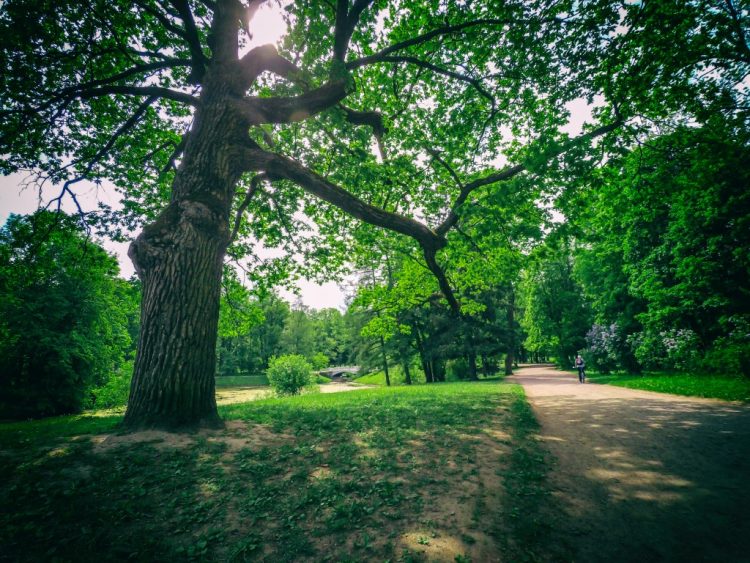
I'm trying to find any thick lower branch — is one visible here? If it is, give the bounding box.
[238,80,349,124]
[240,148,446,252]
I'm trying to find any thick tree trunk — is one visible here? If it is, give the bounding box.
[124,77,247,429]
[125,220,226,429]
[402,356,412,385]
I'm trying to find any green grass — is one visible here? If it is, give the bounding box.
[215,375,269,387]
[587,372,750,401]
[0,381,557,562]
[355,364,426,385]
[356,366,504,386]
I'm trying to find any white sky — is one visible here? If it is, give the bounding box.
[0,3,597,311]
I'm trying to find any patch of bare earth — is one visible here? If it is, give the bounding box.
[91,420,293,454]
[510,365,750,562]
[318,413,515,563]
[214,382,374,406]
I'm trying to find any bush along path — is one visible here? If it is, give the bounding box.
[0,381,569,562]
[510,365,750,562]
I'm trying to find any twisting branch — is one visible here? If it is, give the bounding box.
[230,173,266,243]
[435,120,623,236]
[238,147,446,252]
[238,44,305,87]
[340,105,387,158]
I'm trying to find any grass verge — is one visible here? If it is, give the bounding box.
[587,372,750,401]
[0,381,556,562]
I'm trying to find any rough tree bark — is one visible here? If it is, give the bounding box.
[125,70,248,429]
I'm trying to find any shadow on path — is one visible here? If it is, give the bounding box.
[510,366,750,563]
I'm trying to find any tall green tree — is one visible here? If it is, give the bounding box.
[0,211,132,418]
[521,241,591,366]
[574,125,750,373]
[3,0,744,426]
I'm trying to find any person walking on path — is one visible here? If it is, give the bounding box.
[575,354,586,383]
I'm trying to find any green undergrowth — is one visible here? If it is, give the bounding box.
[587,372,750,401]
[0,381,558,562]
[215,375,269,387]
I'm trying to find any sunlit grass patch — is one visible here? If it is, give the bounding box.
[588,372,750,402]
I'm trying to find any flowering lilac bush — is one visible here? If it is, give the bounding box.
[662,328,701,370]
[585,323,621,373]
[629,328,700,371]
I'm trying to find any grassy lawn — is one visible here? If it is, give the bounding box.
[587,372,750,402]
[0,381,563,562]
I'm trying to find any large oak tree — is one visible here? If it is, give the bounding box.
[2,0,744,428]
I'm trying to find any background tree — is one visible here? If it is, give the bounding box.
[0,211,134,418]
[571,124,750,374]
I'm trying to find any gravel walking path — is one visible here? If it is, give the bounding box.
[509,365,750,563]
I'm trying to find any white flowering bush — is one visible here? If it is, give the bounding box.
[585,323,621,373]
[662,328,701,370]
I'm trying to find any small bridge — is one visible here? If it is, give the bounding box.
[318,366,360,380]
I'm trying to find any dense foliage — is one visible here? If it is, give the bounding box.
[0,211,138,418]
[519,122,750,377]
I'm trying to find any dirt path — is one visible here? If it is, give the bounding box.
[509,365,750,563]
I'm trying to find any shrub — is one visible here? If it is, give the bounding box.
[446,358,472,380]
[266,355,313,396]
[85,361,134,409]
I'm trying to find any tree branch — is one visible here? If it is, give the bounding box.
[238,44,305,88]
[77,85,201,107]
[352,55,495,105]
[52,59,194,99]
[435,120,622,236]
[238,148,446,252]
[334,0,375,62]
[168,0,209,82]
[230,173,265,243]
[341,105,387,158]
[236,80,349,124]
[346,19,540,69]
[423,248,460,314]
